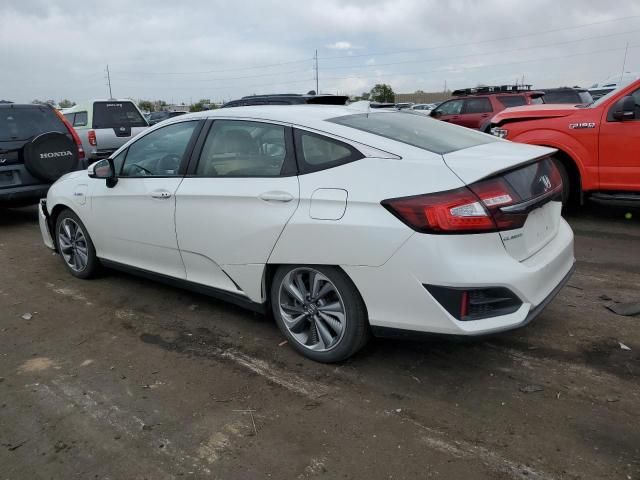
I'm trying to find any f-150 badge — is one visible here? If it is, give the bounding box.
[569,122,596,129]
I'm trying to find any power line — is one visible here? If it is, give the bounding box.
[318,14,640,61]
[317,28,640,72]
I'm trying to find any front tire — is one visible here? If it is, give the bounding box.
[271,265,369,363]
[55,209,100,279]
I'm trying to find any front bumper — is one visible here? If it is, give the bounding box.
[39,200,56,250]
[343,218,575,336]
[0,184,50,206]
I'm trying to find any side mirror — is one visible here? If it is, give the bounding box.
[88,158,118,188]
[612,96,636,121]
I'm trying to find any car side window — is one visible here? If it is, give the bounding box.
[120,121,197,177]
[112,149,127,175]
[435,100,463,115]
[195,120,288,177]
[631,89,640,119]
[463,98,492,114]
[294,130,363,174]
[73,111,88,127]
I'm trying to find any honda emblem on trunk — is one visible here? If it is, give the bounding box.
[540,174,552,191]
[119,127,125,132]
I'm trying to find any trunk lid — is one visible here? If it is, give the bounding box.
[444,142,563,261]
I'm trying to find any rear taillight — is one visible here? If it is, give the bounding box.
[54,109,85,160]
[382,159,562,234]
[88,130,97,147]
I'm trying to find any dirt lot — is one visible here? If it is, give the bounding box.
[0,205,639,480]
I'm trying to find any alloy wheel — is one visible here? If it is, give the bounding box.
[278,267,347,352]
[57,218,89,272]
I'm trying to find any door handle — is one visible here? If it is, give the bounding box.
[259,191,294,203]
[151,190,172,199]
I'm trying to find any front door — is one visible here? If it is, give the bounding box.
[431,99,464,125]
[461,97,493,129]
[89,120,199,278]
[175,119,299,300]
[598,88,640,190]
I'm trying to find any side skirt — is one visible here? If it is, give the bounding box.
[99,259,267,314]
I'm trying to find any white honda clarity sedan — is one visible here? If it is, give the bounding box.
[39,105,574,362]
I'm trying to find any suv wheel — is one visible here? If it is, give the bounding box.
[55,209,99,279]
[271,265,369,363]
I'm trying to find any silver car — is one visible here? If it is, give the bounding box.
[62,99,148,160]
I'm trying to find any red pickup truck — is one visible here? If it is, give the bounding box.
[490,80,640,207]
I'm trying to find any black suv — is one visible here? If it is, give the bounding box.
[148,110,187,126]
[0,103,86,207]
[221,93,349,108]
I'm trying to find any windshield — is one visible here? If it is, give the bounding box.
[587,87,622,108]
[0,106,66,141]
[328,112,498,154]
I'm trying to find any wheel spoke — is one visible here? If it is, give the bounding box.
[285,313,310,334]
[313,282,333,301]
[294,272,308,299]
[318,311,343,334]
[318,301,342,313]
[315,317,334,348]
[58,237,73,253]
[312,322,327,350]
[310,271,321,297]
[281,303,304,315]
[283,281,305,304]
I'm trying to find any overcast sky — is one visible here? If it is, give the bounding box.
[2,0,640,104]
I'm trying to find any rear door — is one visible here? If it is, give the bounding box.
[174,119,299,300]
[92,101,148,154]
[460,97,493,129]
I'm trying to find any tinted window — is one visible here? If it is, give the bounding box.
[328,112,498,155]
[73,111,88,127]
[196,120,287,177]
[464,98,492,114]
[120,121,197,177]
[296,130,360,172]
[112,149,127,175]
[93,101,147,129]
[0,106,66,141]
[497,96,527,108]
[436,100,463,115]
[542,91,578,104]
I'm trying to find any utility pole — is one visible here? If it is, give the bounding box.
[620,42,629,82]
[314,50,319,94]
[106,64,113,99]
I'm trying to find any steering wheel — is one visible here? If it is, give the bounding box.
[130,163,153,175]
[158,154,182,172]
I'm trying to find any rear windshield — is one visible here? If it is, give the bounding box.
[92,101,147,129]
[496,96,527,108]
[0,106,66,141]
[328,112,497,154]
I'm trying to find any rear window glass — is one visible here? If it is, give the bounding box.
[328,112,497,154]
[92,102,147,129]
[497,96,527,108]
[0,106,65,141]
[542,91,578,104]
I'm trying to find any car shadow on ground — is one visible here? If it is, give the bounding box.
[0,205,39,227]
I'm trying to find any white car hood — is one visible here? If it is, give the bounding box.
[442,142,556,185]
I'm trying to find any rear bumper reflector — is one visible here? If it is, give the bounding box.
[424,284,522,321]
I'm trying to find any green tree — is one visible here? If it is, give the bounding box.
[138,100,154,112]
[369,84,395,103]
[58,99,75,108]
[190,99,213,112]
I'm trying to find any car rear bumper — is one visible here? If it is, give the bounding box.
[0,184,51,206]
[39,199,56,250]
[343,218,575,336]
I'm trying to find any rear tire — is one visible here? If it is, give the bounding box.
[54,209,100,279]
[271,265,369,363]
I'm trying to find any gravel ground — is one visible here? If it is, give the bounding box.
[0,204,639,480]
